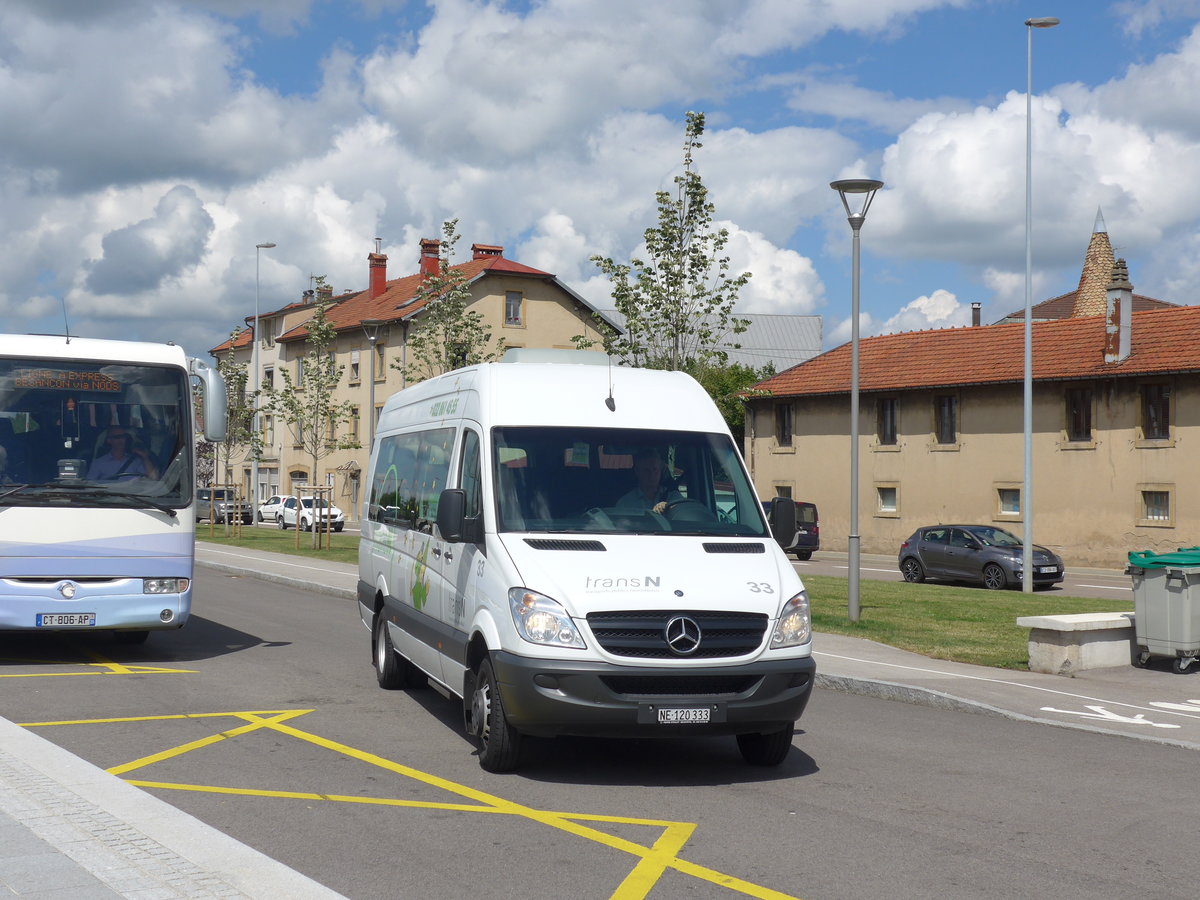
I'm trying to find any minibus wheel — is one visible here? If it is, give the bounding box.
[472,658,522,772]
[736,726,794,766]
[373,614,406,690]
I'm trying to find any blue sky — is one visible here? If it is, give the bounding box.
[2,0,1199,363]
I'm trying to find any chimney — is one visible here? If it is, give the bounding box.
[317,283,333,304]
[471,243,503,260]
[301,289,314,305]
[368,237,388,299]
[419,238,441,278]
[970,302,981,327]
[1104,258,1133,364]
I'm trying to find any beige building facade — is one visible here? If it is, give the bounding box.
[213,239,613,519]
[746,252,1199,569]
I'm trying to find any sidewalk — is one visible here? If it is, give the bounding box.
[3,544,1197,899]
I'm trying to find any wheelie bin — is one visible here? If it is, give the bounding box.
[1127,547,1200,673]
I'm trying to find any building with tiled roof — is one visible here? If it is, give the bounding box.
[211,238,614,515]
[745,249,1199,567]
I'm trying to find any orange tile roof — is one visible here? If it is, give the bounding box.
[753,305,1200,398]
[1002,290,1173,322]
[278,255,553,343]
[210,327,252,355]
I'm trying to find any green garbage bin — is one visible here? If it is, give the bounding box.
[1127,547,1200,673]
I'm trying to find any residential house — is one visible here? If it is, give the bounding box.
[212,238,615,518]
[745,223,1198,568]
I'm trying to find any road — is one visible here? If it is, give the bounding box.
[1,565,1193,899]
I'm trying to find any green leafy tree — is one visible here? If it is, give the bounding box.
[395,219,506,383]
[589,111,751,370]
[691,361,775,444]
[265,295,358,547]
[206,329,259,533]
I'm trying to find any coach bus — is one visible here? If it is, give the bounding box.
[0,333,226,641]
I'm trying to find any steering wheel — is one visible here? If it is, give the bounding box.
[662,499,716,522]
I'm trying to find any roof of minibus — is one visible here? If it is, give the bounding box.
[0,334,189,367]
[378,358,730,435]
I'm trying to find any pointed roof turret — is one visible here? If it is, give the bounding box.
[1070,207,1115,317]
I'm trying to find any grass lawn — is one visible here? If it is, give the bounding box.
[195,529,1132,670]
[803,574,1133,670]
[197,525,359,566]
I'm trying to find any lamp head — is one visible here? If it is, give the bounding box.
[361,318,384,342]
[1025,17,1059,27]
[830,178,885,226]
[256,242,277,250]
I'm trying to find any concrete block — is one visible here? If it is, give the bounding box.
[1015,612,1135,676]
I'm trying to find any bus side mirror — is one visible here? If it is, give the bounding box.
[189,357,227,442]
[436,489,466,542]
[769,497,796,550]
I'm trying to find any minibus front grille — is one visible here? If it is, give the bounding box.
[524,539,606,551]
[586,610,768,659]
[599,674,759,697]
[702,542,766,554]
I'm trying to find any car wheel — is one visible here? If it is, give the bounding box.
[277,514,286,530]
[372,613,406,689]
[334,524,344,532]
[301,517,311,531]
[736,726,794,766]
[471,657,523,772]
[900,558,925,583]
[982,563,1007,590]
[795,551,812,561]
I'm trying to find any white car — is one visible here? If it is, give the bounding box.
[277,496,345,532]
[257,494,286,523]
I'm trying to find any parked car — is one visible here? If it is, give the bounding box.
[257,494,286,523]
[277,496,345,532]
[761,499,819,560]
[898,524,1064,590]
[195,487,252,524]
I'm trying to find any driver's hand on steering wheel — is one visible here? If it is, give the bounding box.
[652,501,668,514]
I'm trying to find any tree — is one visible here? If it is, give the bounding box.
[394,219,506,383]
[264,294,358,547]
[589,111,751,371]
[691,361,775,444]
[208,329,260,533]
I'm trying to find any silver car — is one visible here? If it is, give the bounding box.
[898,525,1064,590]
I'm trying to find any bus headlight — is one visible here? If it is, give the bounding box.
[509,588,585,649]
[144,578,189,594]
[770,591,811,648]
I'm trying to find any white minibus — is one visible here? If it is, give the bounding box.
[359,350,812,771]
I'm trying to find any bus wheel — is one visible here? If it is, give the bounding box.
[372,614,405,690]
[471,658,522,772]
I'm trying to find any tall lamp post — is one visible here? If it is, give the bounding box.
[251,241,276,525]
[1023,16,1059,593]
[831,178,883,623]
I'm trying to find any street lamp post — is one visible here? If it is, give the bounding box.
[251,241,276,525]
[1023,16,1059,593]
[831,178,883,623]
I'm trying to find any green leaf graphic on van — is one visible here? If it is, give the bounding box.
[412,542,430,611]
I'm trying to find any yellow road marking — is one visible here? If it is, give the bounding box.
[24,709,803,900]
[0,661,196,678]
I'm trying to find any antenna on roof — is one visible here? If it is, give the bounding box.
[605,355,616,412]
[59,296,71,344]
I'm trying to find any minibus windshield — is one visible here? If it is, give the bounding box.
[492,427,769,538]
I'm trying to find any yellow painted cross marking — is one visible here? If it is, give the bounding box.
[22,710,802,900]
[0,646,196,678]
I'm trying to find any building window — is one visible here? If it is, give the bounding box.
[997,487,1021,517]
[505,291,524,326]
[1066,387,1092,442]
[263,366,274,390]
[375,342,386,381]
[876,397,897,446]
[876,484,899,516]
[1139,487,1173,526]
[774,403,793,448]
[1142,383,1171,440]
[350,351,361,384]
[296,358,305,388]
[349,406,360,441]
[934,394,957,445]
[773,484,793,499]
[264,415,274,447]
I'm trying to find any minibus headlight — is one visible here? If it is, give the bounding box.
[144,578,189,594]
[770,591,811,648]
[509,588,586,649]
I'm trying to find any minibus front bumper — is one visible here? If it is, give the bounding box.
[489,651,815,739]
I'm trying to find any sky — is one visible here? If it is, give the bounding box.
[4,0,1200,365]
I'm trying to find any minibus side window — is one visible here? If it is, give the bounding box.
[459,429,482,520]
[413,428,454,532]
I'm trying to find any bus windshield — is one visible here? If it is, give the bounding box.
[0,358,191,509]
[492,426,769,538]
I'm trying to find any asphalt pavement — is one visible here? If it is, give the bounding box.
[2,542,1197,898]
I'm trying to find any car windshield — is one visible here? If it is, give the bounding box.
[0,357,191,509]
[492,426,768,538]
[970,527,1021,547]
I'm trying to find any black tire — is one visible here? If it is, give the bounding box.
[900,558,925,583]
[982,563,1007,591]
[372,614,405,689]
[1172,657,1195,675]
[795,551,812,561]
[736,726,794,766]
[301,517,311,532]
[470,657,522,772]
[1132,648,1151,668]
[113,630,149,645]
[277,514,287,530]
[334,524,344,532]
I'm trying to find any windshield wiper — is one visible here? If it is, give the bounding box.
[0,482,177,517]
[0,483,32,503]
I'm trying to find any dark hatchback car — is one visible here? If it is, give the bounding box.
[898,524,1064,590]
[762,500,819,560]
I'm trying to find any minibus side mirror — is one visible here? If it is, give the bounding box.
[437,489,466,542]
[768,497,796,550]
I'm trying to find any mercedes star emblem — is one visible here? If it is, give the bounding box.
[664,615,702,655]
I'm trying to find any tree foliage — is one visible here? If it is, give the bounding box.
[690,361,776,444]
[265,295,359,545]
[215,328,260,480]
[589,111,751,371]
[395,219,505,383]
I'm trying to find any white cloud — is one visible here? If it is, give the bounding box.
[786,79,972,133]
[723,225,825,316]
[877,288,969,333]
